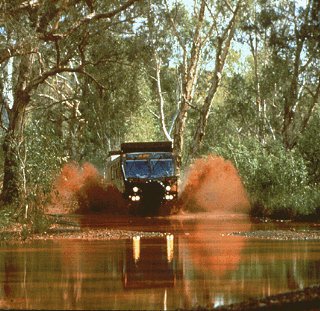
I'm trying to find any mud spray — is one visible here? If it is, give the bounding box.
[179,155,250,214]
[49,154,249,215]
[178,155,251,283]
[49,162,126,214]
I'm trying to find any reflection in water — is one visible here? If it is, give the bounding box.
[133,236,140,263]
[166,234,174,263]
[0,215,320,310]
[124,237,175,290]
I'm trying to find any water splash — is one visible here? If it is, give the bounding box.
[49,162,126,214]
[48,155,249,215]
[179,155,250,214]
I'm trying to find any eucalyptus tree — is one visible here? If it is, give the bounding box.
[240,0,320,149]
[280,0,320,149]
[79,55,159,168]
[0,0,141,204]
[146,0,244,173]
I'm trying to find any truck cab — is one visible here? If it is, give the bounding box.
[106,142,178,214]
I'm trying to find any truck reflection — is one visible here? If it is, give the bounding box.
[123,235,176,289]
[1,221,320,310]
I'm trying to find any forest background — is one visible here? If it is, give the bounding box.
[0,0,319,225]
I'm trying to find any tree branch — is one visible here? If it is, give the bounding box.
[154,52,172,141]
[164,0,187,54]
[59,0,141,38]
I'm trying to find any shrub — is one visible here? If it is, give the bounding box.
[210,137,320,220]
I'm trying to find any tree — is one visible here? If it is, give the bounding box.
[280,0,320,149]
[240,0,320,149]
[147,0,244,173]
[189,0,243,157]
[0,0,141,204]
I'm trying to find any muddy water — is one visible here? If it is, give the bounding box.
[1,214,320,310]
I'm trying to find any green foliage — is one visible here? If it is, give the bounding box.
[24,119,65,192]
[29,209,51,234]
[0,0,319,224]
[19,189,52,237]
[0,205,16,229]
[297,108,320,184]
[210,137,320,219]
[0,195,52,240]
[124,103,159,142]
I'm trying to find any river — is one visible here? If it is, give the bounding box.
[0,213,319,310]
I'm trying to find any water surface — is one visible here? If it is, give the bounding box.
[0,213,319,309]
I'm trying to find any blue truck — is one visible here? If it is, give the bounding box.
[106,142,178,214]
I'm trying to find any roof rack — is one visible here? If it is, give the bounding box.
[121,141,173,153]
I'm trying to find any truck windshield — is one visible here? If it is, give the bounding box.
[150,159,174,178]
[125,160,150,178]
[124,158,174,179]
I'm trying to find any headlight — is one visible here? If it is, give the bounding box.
[133,186,139,192]
[165,185,171,191]
[131,195,140,201]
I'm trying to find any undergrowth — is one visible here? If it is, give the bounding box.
[210,138,320,221]
[0,189,52,241]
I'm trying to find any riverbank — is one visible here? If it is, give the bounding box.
[2,216,320,243]
[213,285,320,311]
[0,218,166,242]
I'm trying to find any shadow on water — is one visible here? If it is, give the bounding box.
[1,215,320,309]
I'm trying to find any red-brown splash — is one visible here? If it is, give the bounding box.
[49,162,126,214]
[179,155,250,213]
[48,155,249,215]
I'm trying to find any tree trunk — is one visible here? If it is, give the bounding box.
[1,99,28,204]
[1,54,31,205]
[173,97,190,176]
[190,72,220,158]
[172,0,206,175]
[282,41,302,149]
[282,2,312,149]
[189,1,241,158]
[155,52,172,142]
[248,26,265,144]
